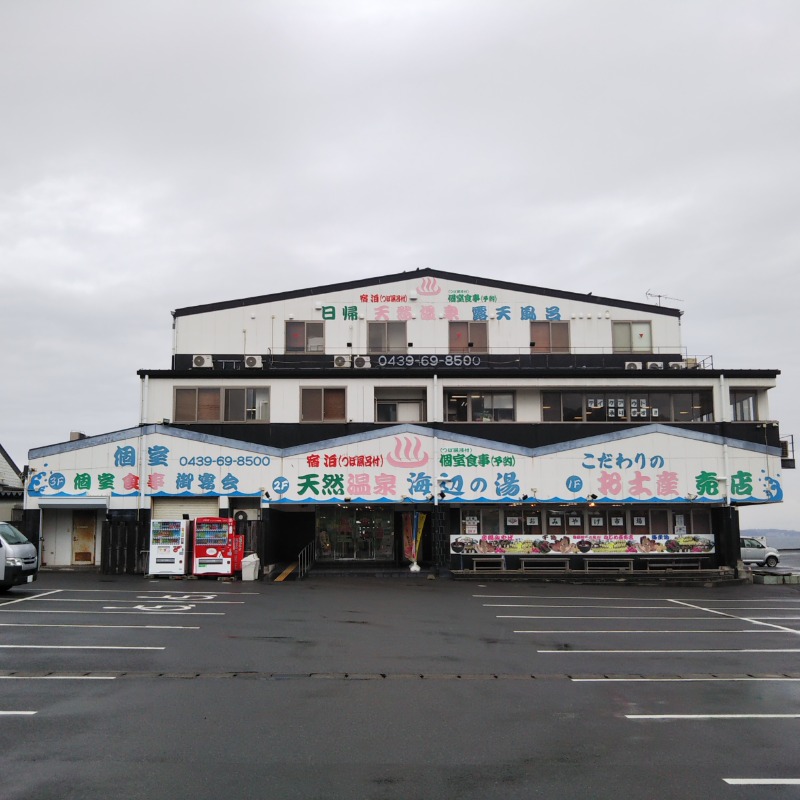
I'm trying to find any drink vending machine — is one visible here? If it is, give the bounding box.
[192,517,244,577]
[148,519,191,576]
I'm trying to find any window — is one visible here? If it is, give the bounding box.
[445,390,515,422]
[301,388,346,422]
[612,321,652,353]
[174,388,221,422]
[449,321,488,353]
[731,390,758,421]
[374,388,426,422]
[541,390,714,422]
[561,392,585,421]
[368,321,407,354]
[530,321,570,353]
[224,388,270,421]
[174,388,270,422]
[541,391,561,422]
[672,391,714,422]
[286,321,324,353]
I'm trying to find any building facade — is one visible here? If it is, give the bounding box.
[1,443,23,524]
[24,269,791,572]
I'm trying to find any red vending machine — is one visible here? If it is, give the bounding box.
[192,517,235,577]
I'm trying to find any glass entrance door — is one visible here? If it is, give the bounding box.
[316,508,394,561]
[354,512,394,560]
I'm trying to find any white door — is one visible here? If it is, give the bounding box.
[72,511,97,565]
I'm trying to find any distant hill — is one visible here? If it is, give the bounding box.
[742,529,800,549]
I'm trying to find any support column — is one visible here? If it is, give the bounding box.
[714,506,742,572]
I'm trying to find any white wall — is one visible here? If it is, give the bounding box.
[174,275,684,357]
[143,373,777,426]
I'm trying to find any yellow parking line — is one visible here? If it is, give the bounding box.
[274,563,298,582]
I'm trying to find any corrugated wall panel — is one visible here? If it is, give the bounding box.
[151,497,220,520]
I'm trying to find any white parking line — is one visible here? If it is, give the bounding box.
[669,599,800,635]
[64,589,261,595]
[512,629,773,633]
[572,677,800,683]
[539,648,800,654]
[0,623,199,629]
[0,645,165,650]
[483,615,721,619]
[485,604,680,609]
[704,608,800,611]
[724,779,800,785]
[26,598,244,604]
[0,711,37,715]
[0,590,62,606]
[0,676,116,680]
[474,595,800,602]
[4,610,223,616]
[627,714,800,720]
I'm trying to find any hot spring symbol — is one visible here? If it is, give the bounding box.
[386,436,430,468]
[416,277,441,296]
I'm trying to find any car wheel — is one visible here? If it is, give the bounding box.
[765,556,779,568]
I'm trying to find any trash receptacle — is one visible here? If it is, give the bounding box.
[241,554,260,581]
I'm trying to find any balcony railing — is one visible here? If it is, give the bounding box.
[180,350,715,372]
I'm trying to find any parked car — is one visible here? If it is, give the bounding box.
[0,523,39,592]
[740,536,780,568]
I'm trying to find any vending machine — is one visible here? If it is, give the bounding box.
[148,519,190,576]
[192,517,236,577]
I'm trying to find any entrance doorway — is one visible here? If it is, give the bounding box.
[315,507,395,562]
[72,511,97,565]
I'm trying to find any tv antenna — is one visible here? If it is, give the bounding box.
[646,290,683,307]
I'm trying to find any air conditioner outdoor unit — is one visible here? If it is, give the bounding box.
[333,355,352,368]
[353,356,371,369]
[667,361,685,369]
[193,354,213,368]
[625,362,642,370]
[646,361,664,369]
[685,357,699,368]
[244,355,263,368]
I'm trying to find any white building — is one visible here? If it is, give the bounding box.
[24,269,790,573]
[0,444,23,523]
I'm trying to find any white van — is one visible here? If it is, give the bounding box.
[740,536,780,568]
[0,523,39,592]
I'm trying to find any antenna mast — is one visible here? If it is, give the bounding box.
[646,290,683,307]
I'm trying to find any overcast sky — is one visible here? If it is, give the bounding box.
[1,0,798,529]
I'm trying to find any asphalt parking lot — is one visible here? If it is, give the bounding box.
[2,570,800,799]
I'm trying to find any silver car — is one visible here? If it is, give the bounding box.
[740,536,780,568]
[0,523,39,592]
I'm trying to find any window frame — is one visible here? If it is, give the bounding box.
[612,321,653,353]
[301,387,347,422]
[541,389,714,422]
[448,321,488,354]
[530,321,570,353]
[374,387,427,423]
[445,389,516,422]
[173,387,270,423]
[731,389,758,421]
[285,321,325,354]
[367,321,407,354]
